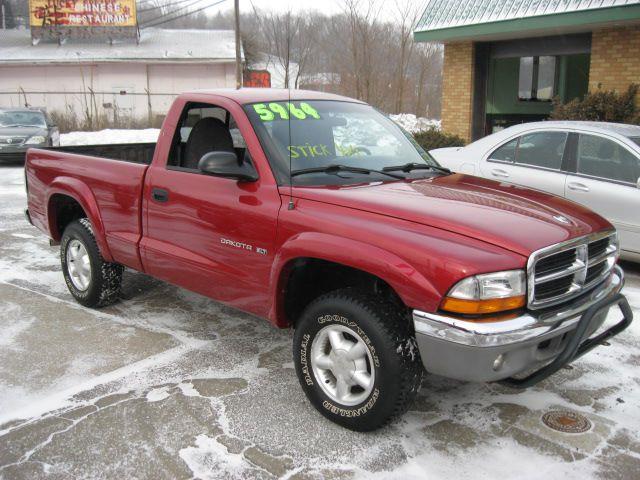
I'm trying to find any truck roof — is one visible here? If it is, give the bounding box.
[182,88,366,105]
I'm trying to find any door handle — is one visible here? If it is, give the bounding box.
[491,168,509,178]
[568,182,590,192]
[151,188,169,203]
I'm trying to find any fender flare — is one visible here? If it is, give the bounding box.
[46,176,114,262]
[268,232,441,326]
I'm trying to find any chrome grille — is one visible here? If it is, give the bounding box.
[528,231,618,309]
[0,136,27,146]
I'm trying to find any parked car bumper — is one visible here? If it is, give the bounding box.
[0,149,27,164]
[413,266,632,386]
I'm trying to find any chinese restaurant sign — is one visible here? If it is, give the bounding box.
[29,1,138,41]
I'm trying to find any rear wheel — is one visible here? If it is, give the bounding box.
[60,218,123,308]
[293,288,423,431]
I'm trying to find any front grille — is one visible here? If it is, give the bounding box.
[0,136,27,146]
[528,231,618,309]
[535,275,575,301]
[535,249,576,277]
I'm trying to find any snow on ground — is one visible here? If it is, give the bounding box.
[1,165,639,479]
[58,113,439,147]
[389,113,441,134]
[60,128,160,146]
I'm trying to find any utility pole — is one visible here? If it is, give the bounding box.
[1,0,6,30]
[234,0,242,89]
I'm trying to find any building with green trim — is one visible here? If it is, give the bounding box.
[414,0,640,141]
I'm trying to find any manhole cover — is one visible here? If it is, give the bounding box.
[541,411,592,434]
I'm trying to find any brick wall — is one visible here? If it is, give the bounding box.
[441,42,475,142]
[589,26,640,99]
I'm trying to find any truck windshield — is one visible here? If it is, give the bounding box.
[0,111,47,128]
[244,100,441,185]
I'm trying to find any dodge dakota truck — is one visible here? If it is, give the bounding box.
[25,89,633,431]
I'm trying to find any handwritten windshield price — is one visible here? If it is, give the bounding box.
[253,102,321,121]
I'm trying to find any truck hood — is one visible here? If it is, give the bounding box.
[291,174,612,257]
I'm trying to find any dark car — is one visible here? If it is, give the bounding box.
[0,108,60,163]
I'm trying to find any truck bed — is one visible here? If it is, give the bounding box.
[25,144,154,271]
[48,142,156,165]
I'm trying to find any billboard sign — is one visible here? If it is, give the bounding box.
[29,1,138,41]
[243,70,272,88]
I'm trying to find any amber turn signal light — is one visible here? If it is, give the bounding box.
[441,295,526,315]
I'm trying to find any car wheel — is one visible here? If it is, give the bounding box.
[293,288,423,431]
[60,218,123,308]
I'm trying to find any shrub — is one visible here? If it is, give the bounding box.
[413,127,466,151]
[50,106,154,133]
[550,84,640,125]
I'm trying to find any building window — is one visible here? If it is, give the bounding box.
[518,56,556,101]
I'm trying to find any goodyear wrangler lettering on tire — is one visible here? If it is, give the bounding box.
[316,314,380,367]
[293,288,423,431]
[300,333,313,386]
[322,388,380,417]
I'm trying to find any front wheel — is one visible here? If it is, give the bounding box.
[293,289,423,431]
[60,218,123,308]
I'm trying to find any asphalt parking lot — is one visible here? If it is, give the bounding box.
[0,165,639,479]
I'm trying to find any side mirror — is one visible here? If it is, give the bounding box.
[198,151,258,182]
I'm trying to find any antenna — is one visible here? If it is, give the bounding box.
[287,86,295,210]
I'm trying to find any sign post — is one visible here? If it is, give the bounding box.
[29,0,138,43]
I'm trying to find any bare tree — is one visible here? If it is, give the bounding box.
[342,0,380,102]
[391,0,422,113]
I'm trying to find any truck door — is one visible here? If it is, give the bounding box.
[140,99,282,318]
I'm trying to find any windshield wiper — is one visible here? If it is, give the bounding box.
[2,124,39,128]
[383,162,451,175]
[291,164,405,179]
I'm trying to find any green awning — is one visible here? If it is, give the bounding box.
[414,0,640,42]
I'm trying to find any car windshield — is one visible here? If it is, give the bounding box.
[0,111,47,128]
[630,136,640,148]
[244,100,441,185]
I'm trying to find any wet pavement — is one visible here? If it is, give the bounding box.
[0,165,639,479]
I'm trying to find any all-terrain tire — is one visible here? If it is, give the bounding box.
[293,288,423,431]
[60,218,123,308]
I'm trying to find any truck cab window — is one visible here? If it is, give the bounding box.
[169,104,248,171]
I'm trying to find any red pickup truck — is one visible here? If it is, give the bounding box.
[25,89,633,431]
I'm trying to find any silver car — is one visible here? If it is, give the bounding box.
[430,121,640,262]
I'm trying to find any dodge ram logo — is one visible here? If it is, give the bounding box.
[6,138,13,144]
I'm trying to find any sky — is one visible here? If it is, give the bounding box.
[214,0,428,20]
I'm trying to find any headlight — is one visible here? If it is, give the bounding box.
[25,136,47,145]
[441,270,526,315]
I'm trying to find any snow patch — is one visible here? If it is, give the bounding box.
[390,114,441,134]
[178,382,201,397]
[0,303,34,348]
[363,436,599,480]
[56,114,439,149]
[179,434,251,479]
[60,129,160,146]
[146,386,171,402]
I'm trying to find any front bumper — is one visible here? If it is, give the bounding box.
[0,150,27,164]
[413,266,633,386]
